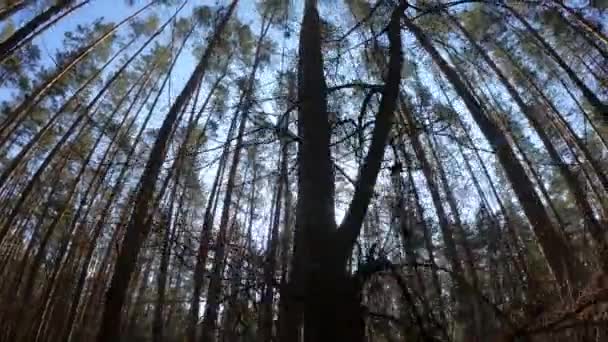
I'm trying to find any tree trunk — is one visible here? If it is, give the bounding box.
[0,31,137,190]
[0,0,73,59]
[0,35,172,247]
[402,14,586,296]
[499,44,608,204]
[450,15,608,270]
[0,1,154,141]
[62,53,179,340]
[399,98,477,342]
[554,0,608,47]
[506,4,608,123]
[0,0,89,63]
[96,2,238,341]
[282,3,402,341]
[198,10,272,341]
[399,144,448,329]
[187,77,241,342]
[258,156,284,342]
[152,175,181,342]
[11,79,144,337]
[0,0,27,22]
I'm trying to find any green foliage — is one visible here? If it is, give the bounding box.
[129,13,160,37]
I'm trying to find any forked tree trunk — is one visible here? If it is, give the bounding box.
[282,2,402,341]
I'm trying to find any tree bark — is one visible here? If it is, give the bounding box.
[403,14,586,296]
[96,2,238,341]
[0,1,154,141]
[506,4,608,124]
[0,0,74,59]
[0,0,89,63]
[450,14,608,270]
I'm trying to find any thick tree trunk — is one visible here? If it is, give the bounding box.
[280,1,337,339]
[282,3,402,341]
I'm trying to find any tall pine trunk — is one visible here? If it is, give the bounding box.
[450,15,608,269]
[0,1,153,140]
[505,4,608,123]
[402,14,586,296]
[96,2,238,340]
[0,0,74,59]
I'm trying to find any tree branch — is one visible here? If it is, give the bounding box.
[336,3,404,263]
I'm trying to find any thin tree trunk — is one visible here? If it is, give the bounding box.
[96,2,238,340]
[186,124,231,342]
[499,44,608,203]
[0,0,27,22]
[450,15,608,269]
[64,26,187,342]
[258,154,284,342]
[0,1,154,141]
[399,98,476,342]
[0,0,88,63]
[11,70,147,339]
[152,174,181,342]
[403,14,586,295]
[0,31,137,188]
[0,0,74,59]
[399,144,447,328]
[30,66,156,342]
[554,0,608,47]
[505,4,608,123]
[199,8,273,340]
